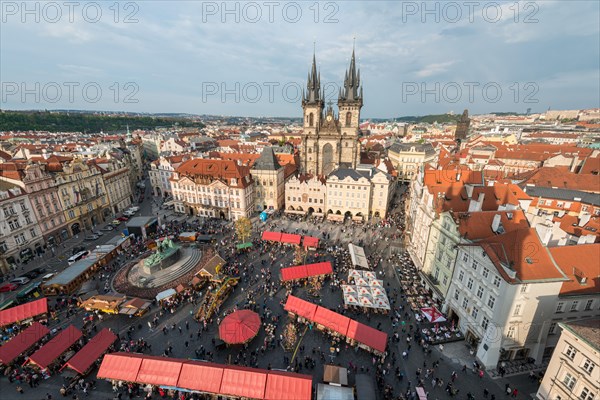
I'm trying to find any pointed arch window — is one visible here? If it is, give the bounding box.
[309,113,314,127]
[345,112,352,127]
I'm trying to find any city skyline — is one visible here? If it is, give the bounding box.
[1,1,599,118]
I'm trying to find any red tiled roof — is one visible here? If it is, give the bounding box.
[519,167,600,193]
[550,244,600,296]
[456,210,530,240]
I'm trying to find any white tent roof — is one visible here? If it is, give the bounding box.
[348,244,369,269]
[155,288,177,302]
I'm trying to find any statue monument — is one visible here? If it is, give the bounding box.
[141,238,181,274]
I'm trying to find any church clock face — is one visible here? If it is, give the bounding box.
[326,115,332,122]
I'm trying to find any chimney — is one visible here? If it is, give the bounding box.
[579,213,591,227]
[492,214,502,232]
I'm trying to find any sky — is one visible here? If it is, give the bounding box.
[1,1,599,118]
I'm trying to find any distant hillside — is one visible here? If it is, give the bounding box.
[0,111,204,133]
[394,114,460,124]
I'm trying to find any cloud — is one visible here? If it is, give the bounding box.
[416,61,457,78]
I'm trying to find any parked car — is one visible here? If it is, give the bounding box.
[117,216,129,222]
[84,235,99,241]
[123,210,135,217]
[92,230,104,237]
[111,220,121,226]
[41,272,57,282]
[129,206,140,212]
[101,225,115,231]
[11,277,31,286]
[72,245,87,255]
[24,267,47,279]
[0,283,18,292]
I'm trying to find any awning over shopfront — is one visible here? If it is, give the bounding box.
[0,298,48,327]
[0,322,49,365]
[421,307,447,323]
[61,328,117,375]
[27,325,82,369]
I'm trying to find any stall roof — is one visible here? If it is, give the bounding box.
[262,231,282,242]
[0,297,48,327]
[305,262,333,277]
[28,325,82,369]
[264,371,313,400]
[136,356,183,387]
[219,365,268,399]
[284,295,317,320]
[0,322,49,365]
[346,320,388,353]
[281,262,333,282]
[62,328,117,375]
[45,254,104,286]
[280,233,302,245]
[313,307,350,335]
[126,216,157,228]
[155,288,177,302]
[97,353,144,382]
[303,236,319,249]
[316,383,354,400]
[323,365,348,386]
[178,361,224,394]
[236,242,253,250]
[348,243,369,269]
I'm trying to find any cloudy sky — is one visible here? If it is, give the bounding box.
[1,1,599,118]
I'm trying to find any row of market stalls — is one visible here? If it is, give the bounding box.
[0,321,116,376]
[97,352,313,400]
[341,270,391,312]
[42,236,131,296]
[0,297,48,327]
[284,295,388,357]
[280,262,333,282]
[79,295,151,316]
[261,231,319,250]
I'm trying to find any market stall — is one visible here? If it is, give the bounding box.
[218,310,261,345]
[26,325,83,373]
[0,322,49,365]
[0,297,48,327]
[60,328,117,375]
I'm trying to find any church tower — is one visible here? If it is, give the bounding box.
[301,52,324,175]
[338,47,363,169]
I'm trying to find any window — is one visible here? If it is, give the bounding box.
[442,274,448,286]
[471,307,479,319]
[467,278,474,290]
[487,296,496,309]
[570,301,579,312]
[472,260,479,271]
[579,387,594,400]
[493,276,501,287]
[513,304,522,316]
[481,316,489,331]
[549,322,557,335]
[582,359,595,374]
[562,372,577,390]
[507,326,516,339]
[556,302,565,313]
[454,289,460,301]
[30,228,36,238]
[462,298,469,309]
[477,286,484,299]
[25,216,32,224]
[520,284,528,293]
[584,299,594,311]
[482,268,489,278]
[458,270,464,282]
[462,253,469,263]
[565,345,577,360]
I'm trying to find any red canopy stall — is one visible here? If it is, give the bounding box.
[178,361,224,394]
[261,231,282,242]
[346,320,388,355]
[302,236,319,250]
[280,262,333,282]
[264,370,313,400]
[0,298,48,327]
[280,233,302,245]
[313,306,351,335]
[97,353,144,382]
[26,325,82,370]
[218,310,261,344]
[136,356,183,387]
[61,328,117,375]
[284,295,317,321]
[0,322,49,365]
[220,365,268,399]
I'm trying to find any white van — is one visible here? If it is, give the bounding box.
[68,250,89,265]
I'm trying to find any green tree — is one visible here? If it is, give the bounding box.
[235,217,252,243]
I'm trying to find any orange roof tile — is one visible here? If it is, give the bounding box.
[520,167,600,193]
[456,210,529,240]
[550,244,600,296]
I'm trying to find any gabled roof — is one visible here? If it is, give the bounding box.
[523,186,600,207]
[478,228,567,283]
[519,167,600,193]
[455,210,530,240]
[549,244,600,296]
[252,147,282,171]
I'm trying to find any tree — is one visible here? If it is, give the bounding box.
[235,217,252,243]
[282,322,297,352]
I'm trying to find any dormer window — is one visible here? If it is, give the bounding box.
[231,178,238,185]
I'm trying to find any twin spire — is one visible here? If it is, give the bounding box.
[303,45,363,105]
